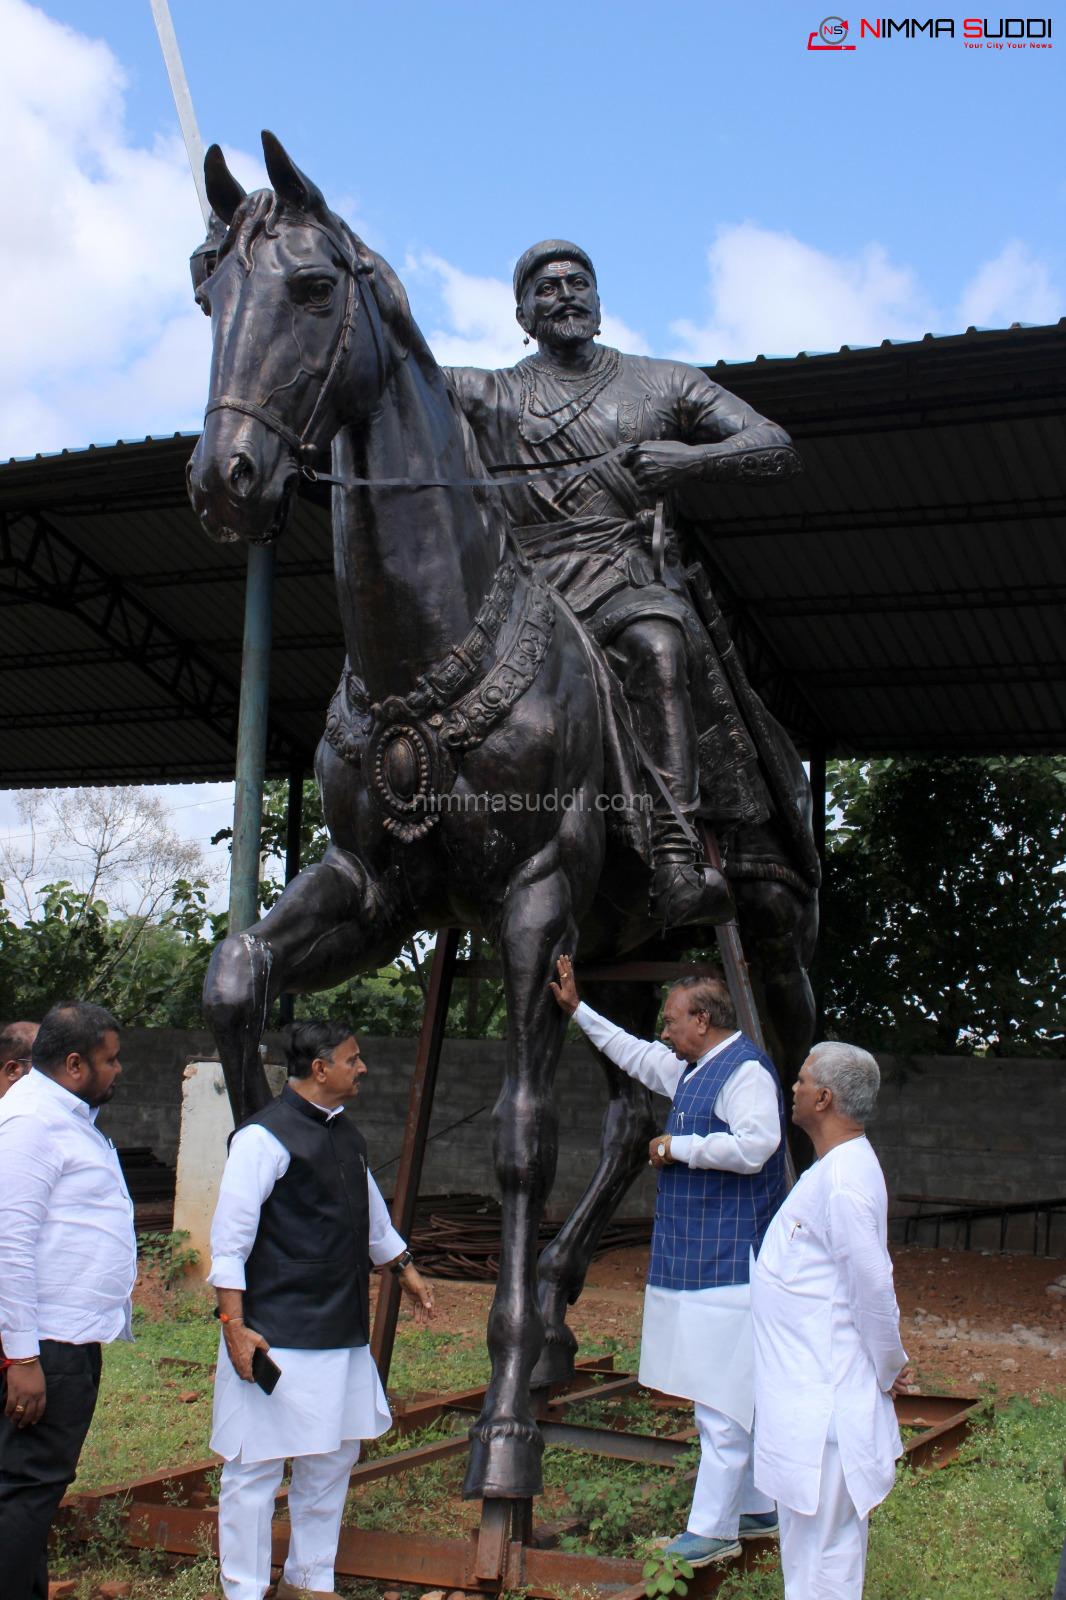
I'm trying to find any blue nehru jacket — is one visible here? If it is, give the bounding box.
[648,1033,788,1291]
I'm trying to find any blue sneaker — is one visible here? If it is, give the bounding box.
[663,1530,742,1566]
[739,1510,780,1540]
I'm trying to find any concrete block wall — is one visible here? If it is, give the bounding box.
[872,1054,1066,1253]
[100,1029,1064,1239]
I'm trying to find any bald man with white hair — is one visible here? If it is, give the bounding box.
[751,1042,911,1599]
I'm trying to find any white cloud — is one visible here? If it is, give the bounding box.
[671,223,1062,364]
[670,222,936,362]
[956,239,1061,328]
[0,0,261,458]
[404,251,651,368]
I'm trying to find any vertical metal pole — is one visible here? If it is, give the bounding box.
[700,825,766,1051]
[148,3,276,939]
[809,747,828,1036]
[370,928,461,1386]
[702,823,796,1187]
[809,747,827,869]
[284,766,305,885]
[228,544,275,932]
[278,767,305,1024]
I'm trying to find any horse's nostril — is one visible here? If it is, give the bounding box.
[228,454,256,497]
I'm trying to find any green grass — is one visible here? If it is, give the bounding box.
[715,1394,1066,1600]
[59,1299,1066,1600]
[75,1311,220,1490]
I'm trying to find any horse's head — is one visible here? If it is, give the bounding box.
[187,131,410,545]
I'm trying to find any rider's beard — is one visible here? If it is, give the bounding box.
[533,310,600,350]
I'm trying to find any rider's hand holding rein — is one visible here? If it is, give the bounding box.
[549,955,580,1015]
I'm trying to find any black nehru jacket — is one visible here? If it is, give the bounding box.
[237,1084,371,1350]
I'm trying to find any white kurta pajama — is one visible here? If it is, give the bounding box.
[209,1114,404,1600]
[573,1003,782,1538]
[751,1135,907,1598]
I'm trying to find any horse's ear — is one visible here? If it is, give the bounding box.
[203,144,246,225]
[262,129,328,217]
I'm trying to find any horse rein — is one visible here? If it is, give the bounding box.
[200,253,650,501]
[305,443,638,493]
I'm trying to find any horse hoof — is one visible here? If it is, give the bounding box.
[462,1419,544,1499]
[529,1325,577,1390]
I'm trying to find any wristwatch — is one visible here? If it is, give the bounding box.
[390,1248,414,1275]
[657,1142,666,1159]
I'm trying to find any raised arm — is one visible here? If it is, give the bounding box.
[549,956,684,1098]
[627,361,801,495]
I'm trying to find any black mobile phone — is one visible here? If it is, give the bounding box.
[251,1346,282,1395]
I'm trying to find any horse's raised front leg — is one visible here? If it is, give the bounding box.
[531,980,659,1388]
[462,846,577,1501]
[204,844,403,1122]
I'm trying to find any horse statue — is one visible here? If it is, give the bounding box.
[187,131,818,1503]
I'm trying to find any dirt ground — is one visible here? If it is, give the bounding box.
[406,1242,1066,1400]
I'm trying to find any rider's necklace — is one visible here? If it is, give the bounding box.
[517,346,621,446]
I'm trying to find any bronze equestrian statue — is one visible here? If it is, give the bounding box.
[187,132,818,1503]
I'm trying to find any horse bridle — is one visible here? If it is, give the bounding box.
[203,243,387,471]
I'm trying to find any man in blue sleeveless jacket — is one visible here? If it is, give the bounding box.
[550,960,789,1567]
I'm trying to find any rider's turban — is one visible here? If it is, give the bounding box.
[513,240,597,303]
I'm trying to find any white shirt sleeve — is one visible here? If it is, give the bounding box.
[368,1172,407,1267]
[208,1125,408,1286]
[669,1060,782,1174]
[207,1125,290,1290]
[0,1114,61,1357]
[827,1184,908,1391]
[572,1001,685,1098]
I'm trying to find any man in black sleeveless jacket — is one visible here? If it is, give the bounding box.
[207,1020,434,1600]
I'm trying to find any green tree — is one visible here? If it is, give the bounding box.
[820,756,1066,1056]
[0,787,218,1026]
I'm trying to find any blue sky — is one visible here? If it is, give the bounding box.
[0,0,1061,886]
[4,0,1063,454]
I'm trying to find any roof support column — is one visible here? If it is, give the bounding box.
[228,544,275,934]
[808,746,827,1035]
[277,764,305,1026]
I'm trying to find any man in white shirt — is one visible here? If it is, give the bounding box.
[0,1020,38,1098]
[209,1018,435,1600]
[550,958,788,1567]
[0,1001,135,1600]
[751,1041,912,1598]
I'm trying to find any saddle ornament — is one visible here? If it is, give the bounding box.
[324,561,556,842]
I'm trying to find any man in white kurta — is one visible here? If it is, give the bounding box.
[751,1041,910,1599]
[550,958,788,1567]
[209,1021,434,1600]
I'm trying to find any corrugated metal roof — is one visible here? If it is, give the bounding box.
[1,322,1063,786]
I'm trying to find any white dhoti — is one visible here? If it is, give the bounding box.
[210,1339,391,1464]
[777,1422,868,1599]
[211,1341,392,1600]
[640,1282,772,1539]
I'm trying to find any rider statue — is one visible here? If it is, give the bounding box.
[445,240,801,929]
